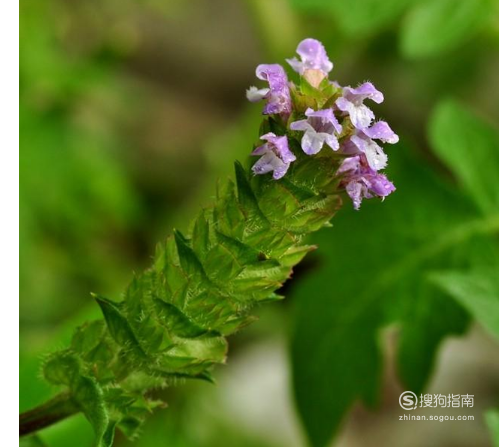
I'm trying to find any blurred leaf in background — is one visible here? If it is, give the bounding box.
[20,0,142,330]
[431,268,499,340]
[428,100,499,341]
[291,0,497,58]
[487,409,499,447]
[289,0,415,36]
[290,101,499,447]
[400,0,495,58]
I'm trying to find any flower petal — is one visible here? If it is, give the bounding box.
[252,152,275,176]
[255,64,292,116]
[338,155,361,174]
[290,119,312,132]
[251,144,268,156]
[363,121,399,144]
[324,133,340,151]
[246,86,270,102]
[272,160,291,179]
[345,181,364,210]
[349,135,387,171]
[301,131,325,155]
[344,82,384,104]
[305,108,342,133]
[286,38,333,75]
[370,174,396,197]
[336,98,375,130]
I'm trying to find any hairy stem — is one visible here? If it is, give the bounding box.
[19,392,79,437]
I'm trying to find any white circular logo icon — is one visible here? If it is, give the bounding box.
[399,391,418,410]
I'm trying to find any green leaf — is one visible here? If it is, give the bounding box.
[290,147,498,446]
[234,161,269,226]
[94,295,145,358]
[429,99,499,215]
[19,436,48,447]
[400,0,493,58]
[153,298,210,338]
[430,267,499,339]
[290,0,415,36]
[73,376,111,447]
[43,351,113,447]
[486,409,499,447]
[173,230,210,283]
[191,210,212,261]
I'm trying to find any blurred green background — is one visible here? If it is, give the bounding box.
[20,0,499,446]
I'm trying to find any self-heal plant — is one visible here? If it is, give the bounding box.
[20,38,398,446]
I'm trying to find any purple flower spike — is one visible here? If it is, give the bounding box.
[363,121,399,144]
[251,132,296,180]
[338,156,395,209]
[335,82,384,130]
[246,64,292,117]
[290,108,342,155]
[286,38,333,75]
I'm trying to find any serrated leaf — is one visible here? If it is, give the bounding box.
[43,351,113,447]
[124,276,174,354]
[153,298,210,338]
[44,351,82,386]
[400,0,492,58]
[94,295,145,357]
[71,321,107,354]
[429,99,499,215]
[191,210,211,261]
[73,376,111,447]
[174,230,209,282]
[279,244,315,267]
[203,231,261,282]
[163,334,227,366]
[234,161,269,228]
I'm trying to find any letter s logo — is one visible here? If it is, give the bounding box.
[399,391,418,410]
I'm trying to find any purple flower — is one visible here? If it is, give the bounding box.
[246,64,292,117]
[286,38,333,75]
[335,82,384,130]
[251,133,296,180]
[340,121,398,171]
[290,108,342,155]
[341,134,387,171]
[338,155,395,210]
[363,121,399,144]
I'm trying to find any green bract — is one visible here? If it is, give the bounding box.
[42,147,342,445]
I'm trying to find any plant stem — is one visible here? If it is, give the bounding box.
[19,392,79,437]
